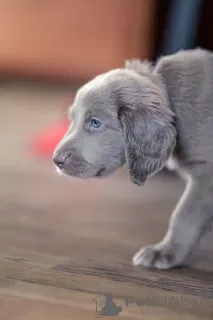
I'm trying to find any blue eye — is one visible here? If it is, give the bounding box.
[90,118,102,129]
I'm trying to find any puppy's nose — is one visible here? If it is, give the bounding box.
[52,151,70,168]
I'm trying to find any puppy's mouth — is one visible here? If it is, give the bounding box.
[56,164,107,179]
[95,167,106,177]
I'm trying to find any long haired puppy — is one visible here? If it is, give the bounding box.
[53,49,213,269]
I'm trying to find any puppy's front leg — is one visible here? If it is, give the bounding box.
[133,170,213,269]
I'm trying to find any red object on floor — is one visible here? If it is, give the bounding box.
[30,94,75,158]
[30,119,70,158]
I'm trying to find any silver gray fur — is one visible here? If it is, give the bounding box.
[53,48,213,269]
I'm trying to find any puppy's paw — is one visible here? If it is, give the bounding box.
[132,244,185,270]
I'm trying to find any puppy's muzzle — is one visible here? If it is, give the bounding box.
[52,151,71,169]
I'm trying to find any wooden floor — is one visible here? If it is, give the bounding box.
[1,79,213,319]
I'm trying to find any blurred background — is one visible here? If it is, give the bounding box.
[1,1,213,318]
[1,0,213,81]
[1,0,212,163]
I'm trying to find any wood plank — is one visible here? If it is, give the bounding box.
[0,258,213,319]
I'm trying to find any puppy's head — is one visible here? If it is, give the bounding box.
[53,61,176,185]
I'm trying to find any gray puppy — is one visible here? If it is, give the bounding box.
[53,48,213,269]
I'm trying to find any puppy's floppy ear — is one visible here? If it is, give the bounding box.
[118,78,176,186]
